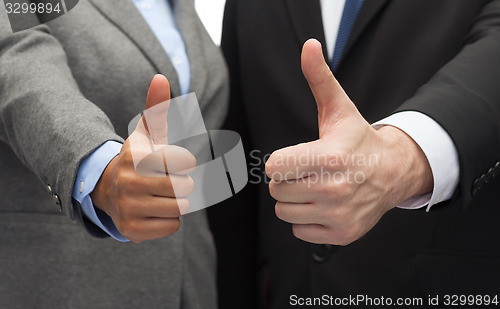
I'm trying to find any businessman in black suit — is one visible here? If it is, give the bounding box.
[208,0,500,308]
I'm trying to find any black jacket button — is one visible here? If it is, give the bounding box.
[312,245,334,263]
[472,179,481,195]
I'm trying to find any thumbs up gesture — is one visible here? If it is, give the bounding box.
[265,39,433,245]
[91,75,196,243]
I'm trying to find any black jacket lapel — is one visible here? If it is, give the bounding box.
[285,0,328,58]
[339,0,390,66]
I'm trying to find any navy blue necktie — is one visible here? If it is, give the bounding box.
[331,0,364,71]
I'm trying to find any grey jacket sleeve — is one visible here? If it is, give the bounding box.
[0,4,123,218]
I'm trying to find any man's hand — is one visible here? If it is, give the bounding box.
[91,75,196,243]
[265,39,433,246]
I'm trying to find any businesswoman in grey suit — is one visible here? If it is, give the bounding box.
[0,0,228,308]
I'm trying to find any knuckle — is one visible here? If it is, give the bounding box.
[265,162,274,177]
[168,146,197,173]
[116,172,132,190]
[274,202,284,220]
[117,221,130,237]
[127,174,142,188]
[183,176,195,196]
[268,181,279,200]
[130,238,143,244]
[291,224,302,239]
[292,224,322,244]
[167,218,181,234]
[338,237,356,246]
[265,153,278,177]
[119,219,140,239]
[188,152,197,170]
[169,176,194,198]
[176,198,190,215]
[187,175,194,189]
[336,232,354,246]
[330,181,354,200]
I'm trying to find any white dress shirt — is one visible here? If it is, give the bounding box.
[319,0,460,210]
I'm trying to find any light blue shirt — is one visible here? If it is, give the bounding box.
[72,0,190,241]
[133,0,190,95]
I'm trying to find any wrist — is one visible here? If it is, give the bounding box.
[90,155,119,214]
[377,125,434,207]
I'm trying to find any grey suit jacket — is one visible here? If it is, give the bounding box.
[0,0,228,308]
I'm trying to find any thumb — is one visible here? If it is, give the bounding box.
[142,74,171,145]
[301,39,355,137]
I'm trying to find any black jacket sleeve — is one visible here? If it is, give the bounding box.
[397,0,500,208]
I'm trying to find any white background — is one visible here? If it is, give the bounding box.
[194,0,227,45]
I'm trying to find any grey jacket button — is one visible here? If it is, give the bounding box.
[47,184,62,212]
[312,245,334,263]
[53,194,62,212]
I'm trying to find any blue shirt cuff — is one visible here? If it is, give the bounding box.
[72,141,129,242]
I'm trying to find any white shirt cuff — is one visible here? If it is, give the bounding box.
[373,111,460,212]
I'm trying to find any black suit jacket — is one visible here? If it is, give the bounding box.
[208,1,500,308]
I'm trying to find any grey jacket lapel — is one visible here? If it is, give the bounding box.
[88,0,182,97]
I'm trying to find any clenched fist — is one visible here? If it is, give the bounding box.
[266,39,433,246]
[91,75,195,243]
